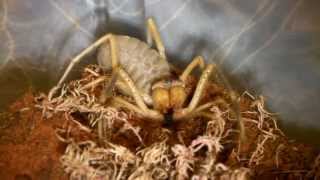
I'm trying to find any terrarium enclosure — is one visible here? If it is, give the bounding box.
[0,0,320,179]
[1,0,320,144]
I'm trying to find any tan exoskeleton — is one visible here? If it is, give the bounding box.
[49,18,218,123]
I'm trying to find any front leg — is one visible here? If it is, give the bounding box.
[179,56,205,82]
[115,67,164,121]
[49,34,118,100]
[174,64,216,120]
[146,18,166,59]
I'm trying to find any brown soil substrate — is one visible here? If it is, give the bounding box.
[0,92,67,180]
[0,65,319,180]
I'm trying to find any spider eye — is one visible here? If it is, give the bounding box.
[152,87,170,113]
[170,84,187,109]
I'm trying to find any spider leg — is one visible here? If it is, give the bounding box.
[113,79,153,106]
[48,34,118,100]
[112,96,146,115]
[179,56,205,82]
[115,67,164,121]
[61,34,118,87]
[187,64,215,110]
[174,64,216,120]
[177,102,215,119]
[146,18,166,59]
[80,76,108,90]
[192,102,215,115]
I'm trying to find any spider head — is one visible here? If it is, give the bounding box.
[151,80,187,114]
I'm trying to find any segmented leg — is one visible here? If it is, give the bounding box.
[174,64,216,120]
[193,102,216,114]
[80,76,108,90]
[187,64,215,110]
[180,56,205,82]
[48,34,118,100]
[99,71,119,103]
[115,67,163,121]
[112,96,146,115]
[146,18,166,59]
[174,102,215,119]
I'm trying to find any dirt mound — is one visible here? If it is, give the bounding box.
[0,65,319,180]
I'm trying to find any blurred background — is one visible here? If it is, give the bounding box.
[0,0,319,145]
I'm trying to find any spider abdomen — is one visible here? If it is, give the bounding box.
[97,35,171,96]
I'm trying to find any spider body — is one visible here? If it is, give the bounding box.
[49,18,220,124]
[97,35,171,105]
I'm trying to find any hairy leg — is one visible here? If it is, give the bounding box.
[146,18,166,59]
[115,67,163,121]
[174,64,216,120]
[49,34,118,100]
[180,56,205,82]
